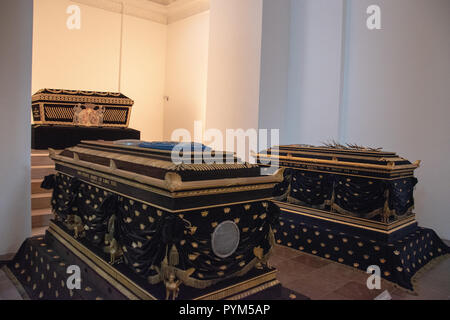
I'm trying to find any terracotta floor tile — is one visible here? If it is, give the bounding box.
[275,258,317,277]
[390,293,405,300]
[291,254,331,269]
[314,261,368,283]
[269,255,289,269]
[272,248,449,300]
[420,270,450,286]
[272,245,302,260]
[389,286,417,299]
[407,285,449,300]
[321,291,353,300]
[277,271,303,286]
[304,267,363,290]
[285,276,349,300]
[418,273,450,292]
[379,279,397,291]
[332,281,382,300]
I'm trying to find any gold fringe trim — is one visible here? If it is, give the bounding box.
[174,256,263,289]
[68,147,258,172]
[332,203,383,219]
[287,196,327,211]
[226,280,280,300]
[286,196,388,220]
[409,253,450,295]
[194,272,278,300]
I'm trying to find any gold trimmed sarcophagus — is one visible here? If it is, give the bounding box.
[32,89,134,127]
[256,146,450,292]
[257,144,421,235]
[44,141,283,299]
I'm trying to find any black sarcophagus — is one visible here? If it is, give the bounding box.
[255,145,450,292]
[257,144,421,234]
[32,89,134,127]
[42,141,283,299]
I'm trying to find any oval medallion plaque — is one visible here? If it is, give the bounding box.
[211,221,240,259]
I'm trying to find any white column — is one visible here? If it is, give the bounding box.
[0,0,33,256]
[205,0,263,138]
[258,0,291,143]
[284,0,345,145]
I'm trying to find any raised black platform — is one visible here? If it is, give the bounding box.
[32,125,140,150]
[6,229,308,300]
[277,202,418,242]
[274,205,449,291]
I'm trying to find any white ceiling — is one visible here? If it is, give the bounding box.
[72,0,209,24]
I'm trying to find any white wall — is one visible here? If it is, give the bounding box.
[163,11,210,141]
[32,0,167,140]
[0,0,33,256]
[121,14,167,141]
[342,0,450,239]
[258,0,291,143]
[32,0,121,93]
[283,0,344,145]
[205,0,263,148]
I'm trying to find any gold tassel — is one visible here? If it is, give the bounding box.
[330,181,336,213]
[269,227,275,247]
[383,189,391,223]
[169,245,179,267]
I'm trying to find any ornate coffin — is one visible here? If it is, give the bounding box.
[257,144,421,234]
[255,145,450,292]
[32,89,134,127]
[45,141,283,298]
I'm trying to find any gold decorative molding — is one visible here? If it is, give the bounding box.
[276,201,417,234]
[51,151,282,193]
[72,0,210,25]
[54,167,274,214]
[48,222,151,300]
[48,222,278,300]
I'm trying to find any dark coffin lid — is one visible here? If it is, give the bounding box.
[32,89,134,106]
[50,140,283,193]
[257,144,421,175]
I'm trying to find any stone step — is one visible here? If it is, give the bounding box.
[30,150,55,230]
[31,208,53,228]
[32,226,48,237]
[31,179,48,194]
[31,153,54,166]
[31,192,52,210]
[31,149,50,155]
[31,165,55,180]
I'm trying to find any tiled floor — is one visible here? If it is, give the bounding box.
[269,245,450,300]
[0,229,449,300]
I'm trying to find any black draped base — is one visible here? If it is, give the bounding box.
[5,230,308,300]
[6,234,123,300]
[274,208,449,291]
[32,125,141,150]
